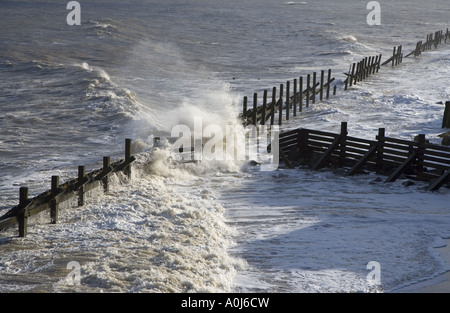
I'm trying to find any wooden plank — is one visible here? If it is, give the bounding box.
[346,145,377,176]
[279,149,293,169]
[385,151,418,183]
[428,168,450,191]
[312,136,342,170]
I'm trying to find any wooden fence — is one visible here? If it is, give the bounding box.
[0,139,136,237]
[405,29,450,58]
[344,54,383,90]
[240,69,336,127]
[277,122,450,191]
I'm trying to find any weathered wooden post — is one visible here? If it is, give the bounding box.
[339,122,348,167]
[261,90,267,125]
[18,187,29,237]
[299,76,303,112]
[293,78,297,116]
[252,93,257,125]
[78,166,85,207]
[333,85,337,96]
[103,156,110,192]
[125,138,132,178]
[271,87,276,126]
[376,128,385,173]
[306,74,310,108]
[442,101,450,128]
[320,70,324,101]
[243,96,247,117]
[416,134,426,175]
[50,176,59,224]
[279,84,283,126]
[355,62,360,84]
[350,63,356,86]
[286,81,290,120]
[326,69,331,99]
[312,72,316,104]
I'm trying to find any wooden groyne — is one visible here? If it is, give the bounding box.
[344,54,382,90]
[405,29,450,58]
[0,139,136,237]
[276,122,450,191]
[240,68,336,127]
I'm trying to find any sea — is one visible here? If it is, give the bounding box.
[0,0,450,293]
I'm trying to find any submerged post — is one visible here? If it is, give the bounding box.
[50,176,59,224]
[293,78,297,117]
[339,122,348,166]
[279,84,283,126]
[261,90,267,125]
[299,76,303,112]
[103,156,110,192]
[125,138,132,178]
[312,72,316,104]
[18,187,29,237]
[253,93,257,125]
[306,74,310,108]
[271,87,276,125]
[286,81,290,120]
[78,165,85,207]
[326,69,331,99]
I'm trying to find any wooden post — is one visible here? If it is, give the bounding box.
[416,134,426,175]
[350,63,356,86]
[243,96,247,117]
[278,84,283,126]
[299,76,303,112]
[333,85,337,96]
[286,81,290,120]
[312,72,316,104]
[103,156,110,192]
[392,46,396,67]
[271,87,276,126]
[354,62,360,84]
[18,187,28,237]
[306,74,310,108]
[125,138,132,178]
[326,69,331,99]
[50,176,59,224]
[261,90,267,125]
[364,57,368,79]
[252,93,257,125]
[78,165,85,207]
[293,78,297,117]
[320,70,324,101]
[339,122,348,167]
[377,54,382,72]
[442,101,450,128]
[376,128,385,173]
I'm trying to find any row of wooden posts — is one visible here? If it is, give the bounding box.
[344,54,383,90]
[240,69,336,127]
[0,139,136,237]
[241,28,449,127]
[277,122,450,191]
[405,29,450,58]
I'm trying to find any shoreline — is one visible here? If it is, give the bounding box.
[392,238,450,293]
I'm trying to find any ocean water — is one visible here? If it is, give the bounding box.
[0,0,449,293]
